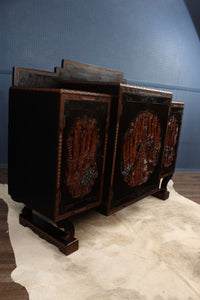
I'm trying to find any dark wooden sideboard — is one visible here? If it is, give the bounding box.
[8,60,184,255]
[9,87,111,254]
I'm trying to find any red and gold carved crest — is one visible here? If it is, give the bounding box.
[65,115,100,198]
[121,111,161,187]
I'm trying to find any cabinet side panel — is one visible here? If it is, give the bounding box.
[8,88,60,219]
[162,103,184,176]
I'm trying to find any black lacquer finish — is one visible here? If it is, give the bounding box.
[9,60,184,255]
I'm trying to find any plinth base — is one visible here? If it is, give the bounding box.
[153,190,169,200]
[19,210,78,255]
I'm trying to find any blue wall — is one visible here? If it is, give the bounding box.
[0,0,200,170]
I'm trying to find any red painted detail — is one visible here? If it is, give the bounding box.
[121,111,161,187]
[164,115,179,168]
[65,115,100,198]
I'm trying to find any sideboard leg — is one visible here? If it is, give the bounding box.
[153,174,173,200]
[57,219,79,255]
[19,206,78,255]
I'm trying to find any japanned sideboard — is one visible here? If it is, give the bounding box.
[8,60,184,255]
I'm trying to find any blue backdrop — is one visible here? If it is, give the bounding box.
[0,0,200,171]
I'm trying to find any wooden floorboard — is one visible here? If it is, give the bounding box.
[0,168,8,184]
[0,169,29,300]
[0,168,199,299]
[173,172,200,204]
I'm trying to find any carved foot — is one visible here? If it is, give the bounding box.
[153,189,169,200]
[19,207,78,255]
[153,174,173,200]
[57,219,78,255]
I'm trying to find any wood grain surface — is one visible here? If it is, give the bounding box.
[0,188,29,299]
[173,172,200,204]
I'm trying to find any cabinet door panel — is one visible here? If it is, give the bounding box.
[111,92,171,211]
[58,95,110,218]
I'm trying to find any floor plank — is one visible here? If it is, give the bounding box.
[0,169,29,300]
[0,199,29,300]
[173,172,200,204]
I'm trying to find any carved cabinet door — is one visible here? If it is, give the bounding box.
[108,90,171,213]
[55,90,111,221]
